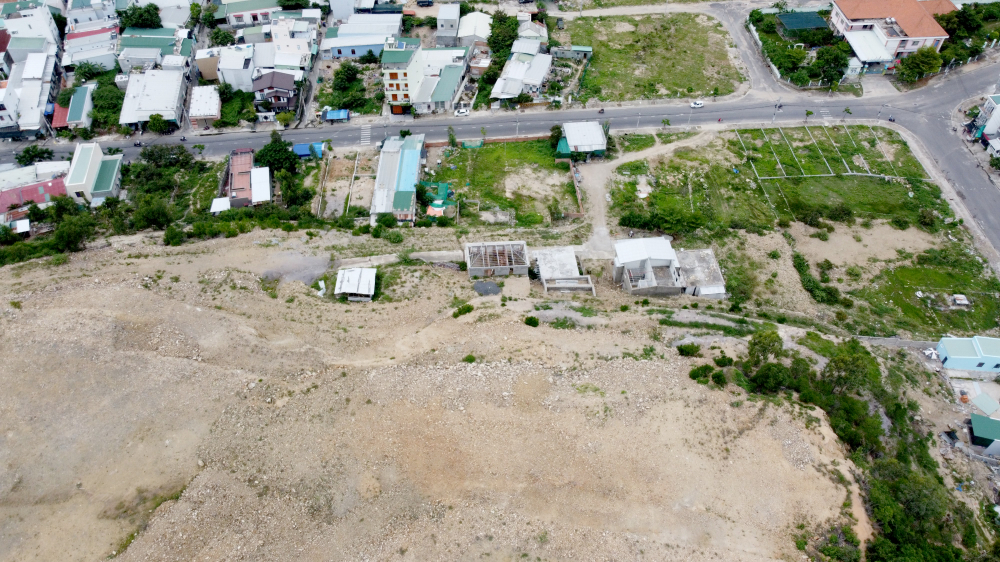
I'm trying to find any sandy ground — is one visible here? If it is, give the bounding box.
[0,229,867,562]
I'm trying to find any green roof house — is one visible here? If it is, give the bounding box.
[65,142,124,205]
[971,413,1000,455]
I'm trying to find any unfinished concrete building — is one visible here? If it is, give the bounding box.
[464,241,529,278]
[533,246,594,295]
[612,237,727,298]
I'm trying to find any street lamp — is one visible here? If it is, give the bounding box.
[771,96,782,124]
[636,111,641,129]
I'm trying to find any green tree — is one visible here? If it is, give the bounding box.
[255,130,298,175]
[805,109,813,121]
[332,62,361,90]
[358,49,379,64]
[276,111,295,127]
[119,3,162,28]
[74,61,105,83]
[210,28,235,46]
[990,156,1000,171]
[661,118,670,127]
[189,2,201,24]
[747,330,783,370]
[163,224,186,246]
[201,3,218,27]
[823,339,880,393]
[399,129,411,138]
[897,47,943,83]
[146,113,171,134]
[16,145,54,166]
[133,195,172,230]
[217,82,235,103]
[278,0,310,9]
[842,106,852,121]
[448,126,457,147]
[57,86,76,108]
[51,214,95,252]
[549,124,562,149]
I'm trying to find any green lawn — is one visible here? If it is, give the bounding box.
[568,14,743,102]
[618,133,656,153]
[431,140,573,226]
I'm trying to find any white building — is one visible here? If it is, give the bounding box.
[271,18,315,73]
[119,69,187,128]
[338,14,402,37]
[490,51,552,100]
[830,0,951,66]
[0,53,58,138]
[977,94,1000,139]
[436,4,460,47]
[218,44,257,92]
[250,167,272,204]
[66,0,118,29]
[381,44,468,113]
[457,12,491,46]
[118,47,163,73]
[562,121,607,152]
[189,85,221,128]
[65,142,124,205]
[612,237,726,298]
[517,19,548,43]
[62,24,119,70]
[334,267,377,301]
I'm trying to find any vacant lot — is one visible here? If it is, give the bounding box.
[568,14,743,102]
[607,127,998,339]
[431,140,576,226]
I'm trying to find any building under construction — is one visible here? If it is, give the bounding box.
[464,241,529,278]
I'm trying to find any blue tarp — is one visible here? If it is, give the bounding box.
[325,109,350,121]
[292,142,325,157]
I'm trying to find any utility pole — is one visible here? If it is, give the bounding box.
[771,96,782,124]
[636,110,641,129]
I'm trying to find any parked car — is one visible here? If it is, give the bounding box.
[690,100,704,109]
[417,0,433,6]
[454,108,469,117]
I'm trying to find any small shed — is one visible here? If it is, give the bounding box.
[464,241,529,278]
[776,11,828,35]
[938,336,1000,372]
[970,413,1000,456]
[558,121,607,156]
[251,167,271,205]
[292,142,325,158]
[334,267,377,301]
[325,109,350,122]
[210,197,231,215]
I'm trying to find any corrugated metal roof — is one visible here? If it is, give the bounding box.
[222,0,281,17]
[972,413,1000,442]
[563,120,606,152]
[122,27,176,37]
[431,65,463,102]
[941,337,979,358]
[335,267,376,296]
[381,49,414,63]
[119,36,175,55]
[974,393,1000,416]
[392,189,414,211]
[210,197,231,213]
[180,38,193,57]
[977,336,1000,358]
[250,167,270,203]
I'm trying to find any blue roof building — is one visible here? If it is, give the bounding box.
[938,336,1000,372]
[292,142,325,158]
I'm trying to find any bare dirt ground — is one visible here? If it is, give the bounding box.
[0,228,867,562]
[504,166,569,201]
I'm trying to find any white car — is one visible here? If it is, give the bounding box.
[454,108,470,117]
[690,101,704,109]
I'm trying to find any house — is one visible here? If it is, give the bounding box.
[51,84,94,131]
[334,267,377,301]
[0,31,11,76]
[195,48,221,80]
[938,336,1000,372]
[252,70,297,113]
[370,134,425,223]
[457,12,491,46]
[118,47,163,73]
[0,161,70,190]
[61,24,119,70]
[271,17,316,73]
[435,4,460,47]
[558,121,606,156]
[4,7,60,58]
[551,45,592,60]
[533,246,594,294]
[464,241,529,278]
[380,44,468,113]
[64,142,124,205]
[0,53,59,139]
[517,19,547,43]
[250,167,271,204]
[489,50,552,100]
[0,177,66,214]
[330,0,354,21]
[988,138,1000,158]
[380,46,418,107]
[969,413,1000,456]
[220,148,254,207]
[612,237,727,297]
[65,0,117,29]
[831,0,953,68]
[319,27,389,59]
[119,69,187,129]
[468,42,491,77]
[118,27,192,60]
[218,44,257,92]
[189,85,221,128]
[161,54,189,72]
[337,13,402,37]
[216,0,283,28]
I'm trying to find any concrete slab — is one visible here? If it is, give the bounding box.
[502,276,530,298]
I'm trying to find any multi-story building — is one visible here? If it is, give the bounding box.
[831,0,953,67]
[381,42,468,114]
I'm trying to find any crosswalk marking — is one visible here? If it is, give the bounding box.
[360,125,371,146]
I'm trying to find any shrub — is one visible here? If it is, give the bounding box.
[677,343,702,357]
[620,305,629,311]
[371,224,384,238]
[436,216,453,227]
[462,354,476,363]
[712,370,727,386]
[414,219,432,228]
[689,365,714,381]
[714,354,734,367]
[453,304,474,318]
[752,362,789,394]
[384,230,404,244]
[890,216,910,230]
[524,316,539,327]
[767,250,781,259]
[376,213,398,229]
[163,225,186,246]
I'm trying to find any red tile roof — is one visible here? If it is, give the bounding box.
[65,26,116,41]
[51,102,69,128]
[0,30,10,53]
[836,0,952,38]
[0,177,67,210]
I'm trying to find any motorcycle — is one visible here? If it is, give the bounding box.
[180,136,187,142]
[133,142,143,147]
[598,108,605,114]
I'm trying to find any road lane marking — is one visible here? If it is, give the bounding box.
[360,125,371,146]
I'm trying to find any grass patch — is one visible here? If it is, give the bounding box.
[568,14,743,102]
[798,331,839,358]
[656,131,697,145]
[551,317,577,329]
[618,133,656,153]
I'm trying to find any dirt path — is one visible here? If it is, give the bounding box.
[578,130,713,258]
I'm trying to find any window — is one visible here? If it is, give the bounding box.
[911,40,920,46]
[235,15,243,22]
[978,362,986,368]
[0,116,4,121]
[994,363,1000,369]
[404,83,408,89]
[75,191,84,198]
[389,72,398,79]
[337,49,342,55]
[934,39,941,47]
[403,72,407,77]
[403,93,409,99]
[351,49,356,55]
[392,93,398,101]
[261,13,269,22]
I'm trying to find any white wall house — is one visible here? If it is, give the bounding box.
[830,0,952,65]
[218,44,257,92]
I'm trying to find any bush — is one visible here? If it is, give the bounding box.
[435,216,453,227]
[163,225,185,246]
[375,212,397,228]
[453,304,474,318]
[524,316,539,327]
[384,230,404,244]
[752,362,789,394]
[620,305,629,311]
[414,218,432,228]
[677,343,702,357]
[713,354,734,367]
[462,354,476,363]
[689,364,714,381]
[890,216,910,230]
[712,370,727,386]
